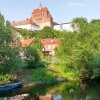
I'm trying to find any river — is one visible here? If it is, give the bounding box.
[0,80,100,100]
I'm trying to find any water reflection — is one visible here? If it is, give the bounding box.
[0,81,100,100]
[53,95,62,100]
[3,94,62,100]
[3,94,29,100]
[39,94,52,100]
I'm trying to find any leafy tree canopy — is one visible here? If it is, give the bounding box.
[0,13,23,73]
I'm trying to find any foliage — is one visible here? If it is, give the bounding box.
[1,12,100,82]
[31,68,57,82]
[50,64,79,80]
[16,28,35,38]
[31,39,41,51]
[90,19,100,26]
[0,13,24,73]
[34,26,60,39]
[91,52,100,79]
[56,17,100,79]
[90,19,100,32]
[24,47,43,68]
[0,74,14,84]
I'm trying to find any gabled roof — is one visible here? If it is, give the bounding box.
[32,7,48,13]
[53,22,59,25]
[41,38,60,45]
[21,38,34,48]
[11,18,37,26]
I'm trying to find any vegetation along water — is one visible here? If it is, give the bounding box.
[0,13,100,99]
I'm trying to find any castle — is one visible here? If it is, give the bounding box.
[31,6,53,29]
[11,5,73,32]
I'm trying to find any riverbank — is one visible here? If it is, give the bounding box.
[0,64,78,85]
[14,67,67,84]
[0,79,100,99]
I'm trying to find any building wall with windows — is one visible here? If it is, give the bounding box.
[41,38,60,56]
[11,6,74,32]
[11,6,53,30]
[32,7,53,29]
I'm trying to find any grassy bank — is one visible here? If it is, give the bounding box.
[0,64,78,85]
[15,67,59,84]
[49,64,79,81]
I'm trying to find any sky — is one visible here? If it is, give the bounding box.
[0,0,100,23]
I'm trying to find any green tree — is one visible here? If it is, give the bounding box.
[35,26,60,39]
[0,13,23,73]
[16,28,35,38]
[90,19,100,32]
[56,17,100,79]
[24,47,41,68]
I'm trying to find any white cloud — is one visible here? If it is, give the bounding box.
[68,2,84,7]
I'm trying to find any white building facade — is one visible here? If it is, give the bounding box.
[14,23,40,31]
[11,18,40,31]
[54,22,74,32]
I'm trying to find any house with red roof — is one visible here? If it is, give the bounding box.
[41,38,60,56]
[21,38,34,48]
[20,38,34,58]
[11,4,73,31]
[11,18,40,31]
[11,4,53,30]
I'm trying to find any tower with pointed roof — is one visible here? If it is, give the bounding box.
[31,4,53,29]
[39,3,42,9]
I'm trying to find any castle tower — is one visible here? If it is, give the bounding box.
[31,4,53,29]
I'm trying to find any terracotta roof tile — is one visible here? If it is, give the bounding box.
[41,38,60,52]
[41,38,60,45]
[11,18,33,26]
[21,38,34,48]
[32,7,48,13]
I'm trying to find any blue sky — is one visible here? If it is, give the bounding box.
[0,0,100,23]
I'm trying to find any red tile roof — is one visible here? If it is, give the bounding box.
[41,38,60,52]
[41,38,60,45]
[21,38,34,48]
[32,7,48,13]
[11,18,33,26]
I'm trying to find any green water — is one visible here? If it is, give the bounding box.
[0,81,100,100]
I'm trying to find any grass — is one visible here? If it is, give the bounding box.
[49,64,79,81]
[31,68,57,82]
[15,67,58,84]
[0,64,79,85]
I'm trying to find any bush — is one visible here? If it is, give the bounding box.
[31,68,57,82]
[25,47,42,68]
[0,74,15,84]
